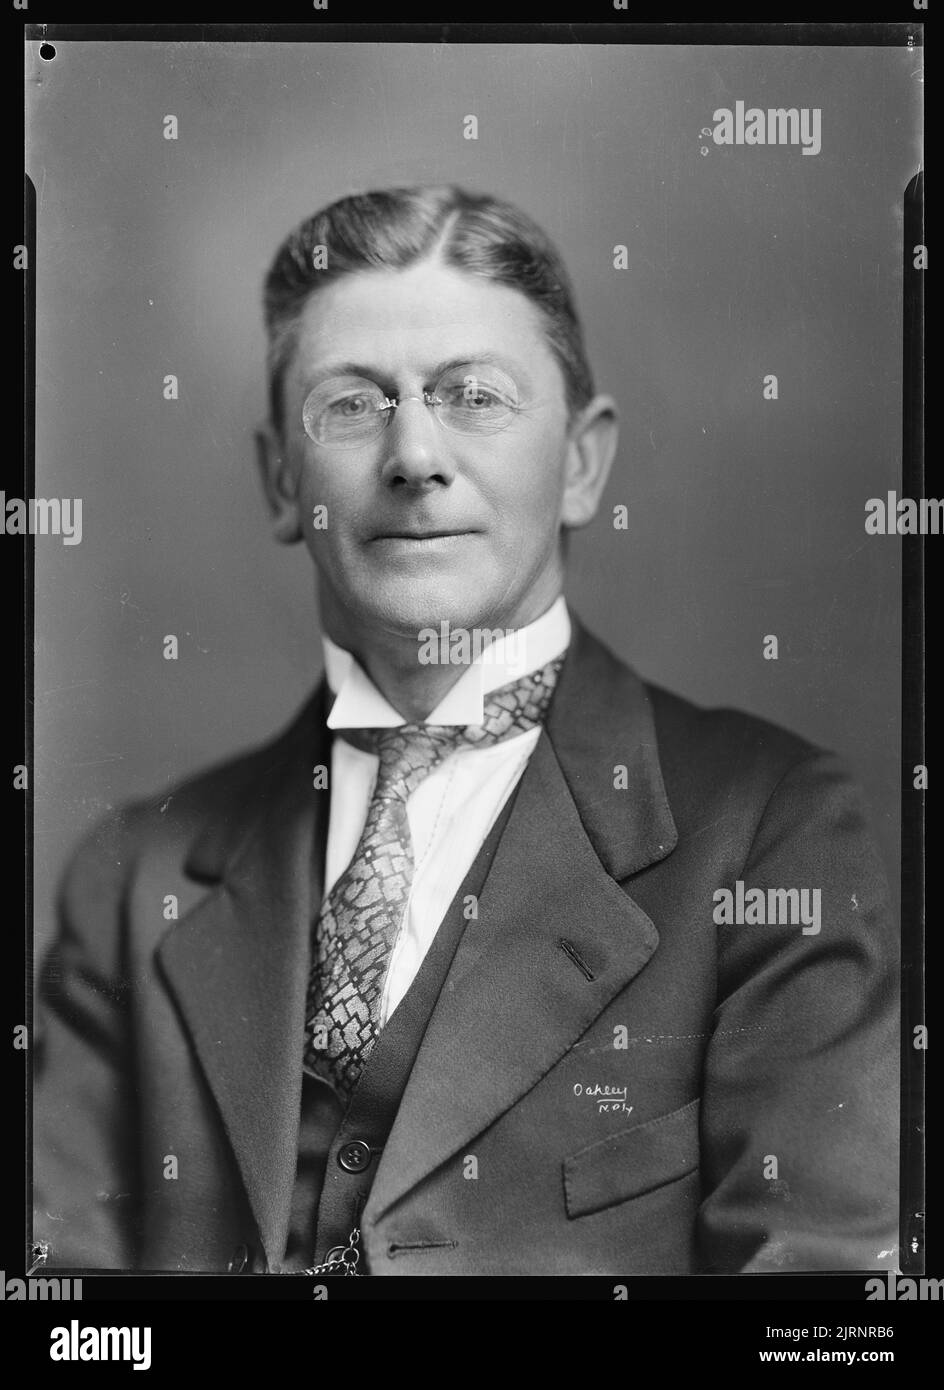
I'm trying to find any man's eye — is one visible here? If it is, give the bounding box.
[332,395,372,417]
[448,381,507,409]
[462,387,495,408]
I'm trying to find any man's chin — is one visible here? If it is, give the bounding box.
[355,579,499,645]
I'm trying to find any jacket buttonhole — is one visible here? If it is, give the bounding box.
[558,938,596,982]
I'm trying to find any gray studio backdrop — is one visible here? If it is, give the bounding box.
[28,40,921,957]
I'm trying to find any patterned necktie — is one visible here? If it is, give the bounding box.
[303,656,565,1102]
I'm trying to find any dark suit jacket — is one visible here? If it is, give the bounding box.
[33,617,900,1274]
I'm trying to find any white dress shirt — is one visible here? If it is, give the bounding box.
[322,597,571,1025]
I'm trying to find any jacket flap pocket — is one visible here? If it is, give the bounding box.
[563,1098,700,1218]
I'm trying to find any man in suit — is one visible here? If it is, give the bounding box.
[33,185,899,1276]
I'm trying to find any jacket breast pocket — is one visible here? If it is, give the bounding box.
[563,1098,700,1219]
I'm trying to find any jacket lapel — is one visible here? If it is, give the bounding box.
[365,618,679,1222]
[156,686,329,1270]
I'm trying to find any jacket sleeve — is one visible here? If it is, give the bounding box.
[33,807,144,1270]
[695,750,900,1273]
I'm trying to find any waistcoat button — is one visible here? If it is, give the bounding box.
[337,1139,372,1172]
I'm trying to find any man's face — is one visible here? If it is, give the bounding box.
[271,258,601,643]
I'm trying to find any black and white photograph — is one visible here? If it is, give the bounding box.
[20,24,923,1301]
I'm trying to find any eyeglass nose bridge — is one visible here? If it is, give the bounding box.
[380,391,443,415]
[373,392,446,444]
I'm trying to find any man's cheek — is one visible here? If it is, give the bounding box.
[301,481,361,538]
[505,487,560,539]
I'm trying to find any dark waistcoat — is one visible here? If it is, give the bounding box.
[281,789,519,1272]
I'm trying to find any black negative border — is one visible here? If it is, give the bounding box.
[899,172,925,1279]
[15,23,927,1297]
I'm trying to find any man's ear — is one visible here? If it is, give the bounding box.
[561,395,619,530]
[255,423,303,544]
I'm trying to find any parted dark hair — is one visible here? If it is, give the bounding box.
[262,184,595,433]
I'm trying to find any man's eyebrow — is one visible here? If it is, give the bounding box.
[426,351,529,381]
[300,351,532,391]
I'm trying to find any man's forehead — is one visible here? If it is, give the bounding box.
[289,264,550,372]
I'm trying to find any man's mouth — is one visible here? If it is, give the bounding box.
[366,528,480,557]
[370,527,478,541]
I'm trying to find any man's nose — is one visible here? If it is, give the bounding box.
[379,398,456,489]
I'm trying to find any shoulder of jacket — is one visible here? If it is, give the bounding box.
[640,677,832,807]
[63,695,318,880]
